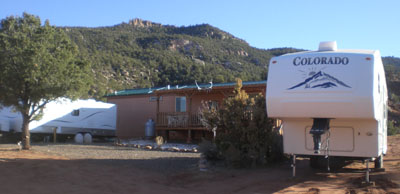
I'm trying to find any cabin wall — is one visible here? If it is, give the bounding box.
[159,94,176,112]
[108,86,266,140]
[160,93,226,113]
[108,95,157,139]
[191,93,225,113]
[108,94,184,139]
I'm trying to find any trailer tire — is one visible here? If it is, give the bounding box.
[83,133,92,144]
[74,133,84,144]
[375,155,383,169]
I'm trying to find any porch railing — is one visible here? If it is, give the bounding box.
[156,112,203,128]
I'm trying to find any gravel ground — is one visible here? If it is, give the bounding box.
[1,137,399,194]
[31,143,200,160]
[1,142,201,174]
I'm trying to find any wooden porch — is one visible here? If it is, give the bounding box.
[153,81,266,142]
[155,112,207,143]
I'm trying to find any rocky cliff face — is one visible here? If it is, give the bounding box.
[128,18,161,28]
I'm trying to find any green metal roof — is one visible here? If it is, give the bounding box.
[105,80,266,97]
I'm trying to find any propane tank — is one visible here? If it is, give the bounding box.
[145,119,155,139]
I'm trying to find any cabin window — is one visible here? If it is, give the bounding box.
[149,96,162,102]
[71,109,79,116]
[175,97,186,112]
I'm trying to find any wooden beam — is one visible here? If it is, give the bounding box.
[156,94,160,124]
[156,127,206,131]
[187,129,192,143]
[186,92,193,126]
[53,127,57,143]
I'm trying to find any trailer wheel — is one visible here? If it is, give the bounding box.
[375,155,383,169]
[74,133,83,144]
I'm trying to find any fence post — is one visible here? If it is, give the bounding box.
[53,127,57,143]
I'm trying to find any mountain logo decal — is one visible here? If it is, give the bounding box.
[288,71,351,90]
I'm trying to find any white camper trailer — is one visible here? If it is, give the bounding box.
[0,107,22,132]
[266,42,388,172]
[0,99,116,143]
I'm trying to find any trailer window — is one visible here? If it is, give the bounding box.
[71,109,80,116]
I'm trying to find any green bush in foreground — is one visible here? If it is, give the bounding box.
[200,79,284,167]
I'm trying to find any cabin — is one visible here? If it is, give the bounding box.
[106,81,266,142]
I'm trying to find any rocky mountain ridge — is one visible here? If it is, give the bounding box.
[62,19,297,98]
[61,19,400,97]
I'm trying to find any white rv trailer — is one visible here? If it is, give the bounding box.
[0,107,22,133]
[266,42,388,171]
[0,99,116,142]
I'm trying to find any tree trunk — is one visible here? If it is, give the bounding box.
[21,112,31,150]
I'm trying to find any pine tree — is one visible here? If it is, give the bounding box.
[201,78,283,167]
[0,13,91,149]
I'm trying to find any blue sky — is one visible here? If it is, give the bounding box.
[1,0,399,57]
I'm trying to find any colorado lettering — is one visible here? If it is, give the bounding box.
[293,57,349,66]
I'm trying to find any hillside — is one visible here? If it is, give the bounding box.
[63,19,400,98]
[62,19,300,98]
[62,18,400,129]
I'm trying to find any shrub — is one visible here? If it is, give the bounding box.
[388,120,400,136]
[390,93,400,105]
[198,138,221,161]
[200,79,284,167]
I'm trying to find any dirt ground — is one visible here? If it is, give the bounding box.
[0,136,399,194]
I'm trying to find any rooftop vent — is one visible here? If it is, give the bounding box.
[318,41,337,51]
